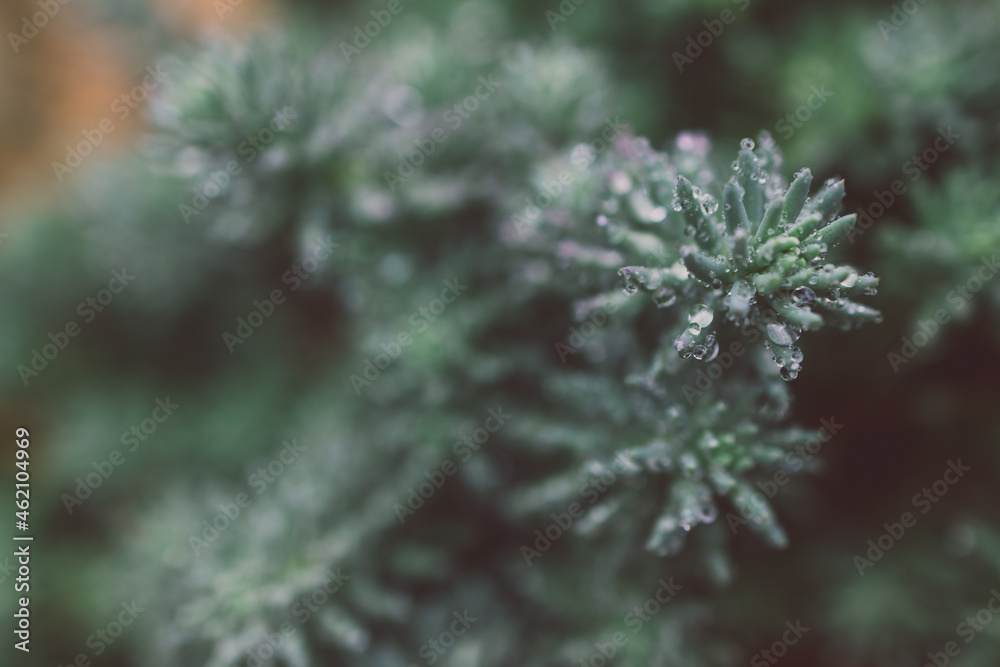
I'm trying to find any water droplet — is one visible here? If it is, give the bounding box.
[697,503,718,523]
[840,271,858,288]
[653,287,677,308]
[700,195,719,215]
[688,303,714,328]
[673,337,692,359]
[779,367,798,381]
[596,215,609,227]
[687,322,702,335]
[791,286,816,307]
[619,267,641,294]
[766,323,794,347]
[741,138,755,151]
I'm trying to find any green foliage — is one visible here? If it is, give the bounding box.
[529,132,881,381]
[3,1,1000,666]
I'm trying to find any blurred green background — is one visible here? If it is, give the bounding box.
[1,0,999,665]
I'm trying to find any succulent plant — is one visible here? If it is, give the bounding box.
[538,131,882,382]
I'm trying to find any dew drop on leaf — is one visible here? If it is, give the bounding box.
[697,503,718,523]
[766,323,794,347]
[840,271,858,288]
[688,303,714,327]
[653,287,677,308]
[791,286,816,307]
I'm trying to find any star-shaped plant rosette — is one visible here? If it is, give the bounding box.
[597,133,882,381]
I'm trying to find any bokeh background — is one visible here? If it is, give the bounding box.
[1,0,999,665]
